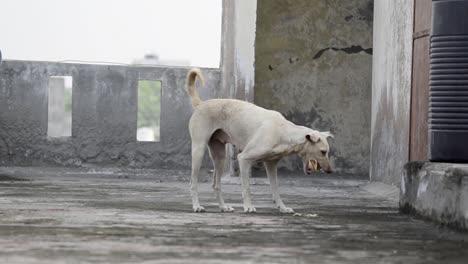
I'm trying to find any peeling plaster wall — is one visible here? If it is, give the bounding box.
[0,60,221,169]
[255,0,374,175]
[370,0,414,185]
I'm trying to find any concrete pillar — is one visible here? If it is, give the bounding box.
[220,0,257,102]
[220,0,257,176]
[370,0,414,184]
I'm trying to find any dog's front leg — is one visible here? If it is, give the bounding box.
[238,154,256,213]
[264,160,294,213]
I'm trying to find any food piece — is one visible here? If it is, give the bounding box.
[308,159,318,171]
[305,213,318,218]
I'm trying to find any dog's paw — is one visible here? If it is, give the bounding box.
[193,206,206,213]
[243,206,257,213]
[220,205,235,212]
[279,207,295,214]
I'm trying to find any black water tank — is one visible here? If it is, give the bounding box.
[430,0,468,162]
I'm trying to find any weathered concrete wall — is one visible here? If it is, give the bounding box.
[0,60,221,169]
[370,0,414,185]
[220,0,236,100]
[220,0,257,102]
[401,162,468,231]
[254,0,373,175]
[220,0,257,176]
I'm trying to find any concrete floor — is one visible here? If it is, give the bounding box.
[1,167,468,264]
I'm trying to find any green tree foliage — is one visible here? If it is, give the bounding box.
[137,80,161,129]
[64,87,72,113]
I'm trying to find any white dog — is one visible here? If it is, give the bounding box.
[186,68,333,213]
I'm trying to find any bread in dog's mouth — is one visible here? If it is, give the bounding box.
[309,159,318,171]
[304,159,319,175]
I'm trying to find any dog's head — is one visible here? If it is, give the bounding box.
[298,131,334,175]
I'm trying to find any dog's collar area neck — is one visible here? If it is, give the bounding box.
[294,143,308,157]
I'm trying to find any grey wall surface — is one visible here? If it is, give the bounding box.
[0,60,220,169]
[370,0,414,185]
[254,0,374,175]
[400,162,468,231]
[221,0,257,102]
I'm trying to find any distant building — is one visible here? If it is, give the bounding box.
[132,53,191,67]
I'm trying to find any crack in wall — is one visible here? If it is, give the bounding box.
[313,45,373,60]
[267,45,372,71]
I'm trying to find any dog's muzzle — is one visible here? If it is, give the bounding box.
[303,159,319,175]
[303,159,333,174]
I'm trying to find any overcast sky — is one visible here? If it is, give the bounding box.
[0,0,222,68]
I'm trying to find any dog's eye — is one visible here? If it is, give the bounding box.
[321,150,327,156]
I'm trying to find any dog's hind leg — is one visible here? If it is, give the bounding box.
[190,142,206,212]
[208,140,234,212]
[264,160,294,213]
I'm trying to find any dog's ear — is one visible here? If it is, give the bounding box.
[306,134,320,143]
[321,131,334,139]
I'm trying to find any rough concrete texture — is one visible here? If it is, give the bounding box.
[370,0,414,185]
[0,60,220,169]
[1,167,468,263]
[254,0,373,175]
[220,0,237,100]
[220,0,257,102]
[400,162,468,231]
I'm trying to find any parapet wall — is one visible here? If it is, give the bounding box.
[0,60,221,169]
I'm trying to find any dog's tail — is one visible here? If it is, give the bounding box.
[187,68,204,108]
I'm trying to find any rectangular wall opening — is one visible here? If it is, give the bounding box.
[47,76,72,138]
[137,80,161,142]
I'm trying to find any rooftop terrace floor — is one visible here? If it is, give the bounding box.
[1,167,467,263]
